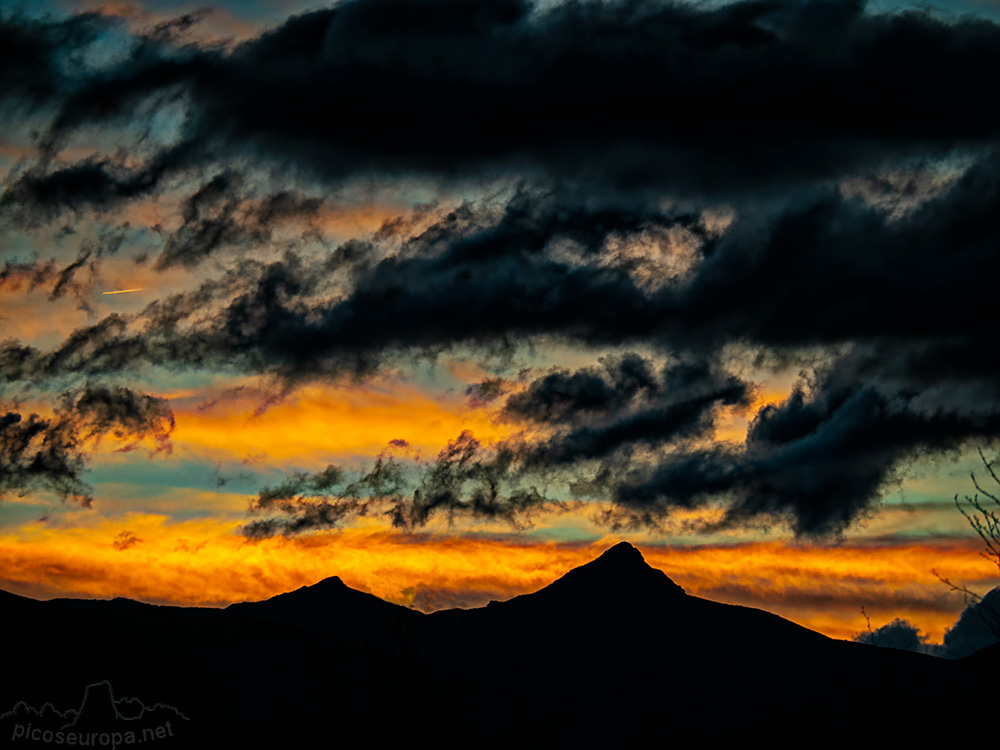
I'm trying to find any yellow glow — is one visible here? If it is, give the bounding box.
[170,380,518,465]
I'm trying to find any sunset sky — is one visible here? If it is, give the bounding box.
[3,0,1000,649]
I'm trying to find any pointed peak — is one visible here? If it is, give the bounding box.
[227,575,348,609]
[582,541,652,576]
[576,541,684,593]
[312,575,345,588]
[512,540,685,605]
[597,541,645,563]
[279,575,350,600]
[283,576,348,596]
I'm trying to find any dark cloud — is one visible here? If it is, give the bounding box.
[0,247,325,384]
[0,409,90,504]
[8,2,1000,538]
[69,384,175,452]
[164,0,1000,191]
[502,352,659,424]
[941,587,1000,658]
[245,354,750,536]
[243,433,555,537]
[6,0,1000,205]
[0,157,169,225]
[610,370,1000,536]
[1,314,141,383]
[504,367,623,423]
[220,190,711,380]
[7,159,1000,535]
[0,12,110,113]
[465,378,510,409]
[853,617,937,654]
[156,173,325,268]
[401,431,550,529]
[8,99,1000,389]
[665,156,1000,349]
[0,224,128,310]
[121,154,1000,387]
[157,171,245,267]
[0,385,174,505]
[0,188,703,383]
[519,355,751,468]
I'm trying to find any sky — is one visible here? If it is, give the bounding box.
[2,0,1000,650]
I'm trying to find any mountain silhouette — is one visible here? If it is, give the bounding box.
[228,574,422,641]
[503,539,687,605]
[0,543,989,749]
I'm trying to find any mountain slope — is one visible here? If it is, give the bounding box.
[226,574,422,652]
[418,542,966,745]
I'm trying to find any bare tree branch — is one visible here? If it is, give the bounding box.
[932,568,983,606]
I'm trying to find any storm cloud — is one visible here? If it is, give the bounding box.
[6,0,1000,538]
[7,0,1000,202]
[8,164,1000,535]
[941,587,1000,658]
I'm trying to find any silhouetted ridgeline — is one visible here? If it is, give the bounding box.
[1,544,991,748]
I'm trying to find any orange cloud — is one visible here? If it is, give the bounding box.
[0,289,83,347]
[0,252,199,347]
[641,539,997,641]
[312,201,408,239]
[169,380,517,466]
[715,382,798,444]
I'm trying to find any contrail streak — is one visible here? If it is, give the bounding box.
[102,288,145,295]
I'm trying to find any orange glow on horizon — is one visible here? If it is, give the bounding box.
[1,513,995,644]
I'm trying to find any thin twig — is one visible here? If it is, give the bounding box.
[932,568,983,605]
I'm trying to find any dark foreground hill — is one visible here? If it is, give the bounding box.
[0,543,988,748]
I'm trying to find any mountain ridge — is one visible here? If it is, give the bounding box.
[0,542,989,748]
